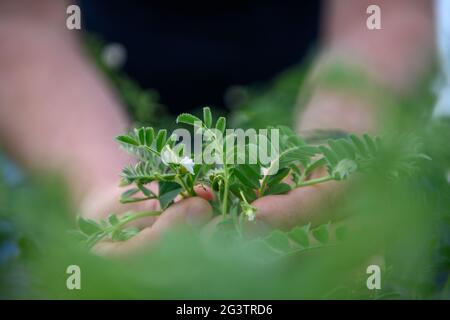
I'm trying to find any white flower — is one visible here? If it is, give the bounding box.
[242,203,257,222]
[161,146,195,174]
[179,156,195,174]
[246,209,256,222]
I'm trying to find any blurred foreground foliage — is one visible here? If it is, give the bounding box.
[1,112,450,298]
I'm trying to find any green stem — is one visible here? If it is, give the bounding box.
[103,210,162,234]
[222,165,230,219]
[176,176,195,197]
[89,210,162,247]
[259,175,269,197]
[118,210,162,227]
[296,175,334,187]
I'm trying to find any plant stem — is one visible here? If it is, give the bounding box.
[296,175,334,187]
[222,165,230,219]
[88,210,162,247]
[118,210,162,227]
[259,176,268,197]
[176,176,195,196]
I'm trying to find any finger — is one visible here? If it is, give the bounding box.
[252,180,340,230]
[150,197,213,234]
[194,185,215,201]
[122,199,160,230]
[201,215,223,240]
[93,197,212,257]
[174,185,214,202]
[81,181,160,223]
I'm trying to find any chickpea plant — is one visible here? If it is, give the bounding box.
[76,107,428,250]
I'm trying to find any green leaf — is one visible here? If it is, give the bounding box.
[288,224,310,247]
[145,127,154,146]
[264,230,291,252]
[135,127,146,145]
[233,165,260,189]
[240,164,261,180]
[328,139,347,160]
[266,183,291,195]
[156,129,167,152]
[120,186,154,203]
[176,113,202,126]
[319,146,338,166]
[158,181,182,209]
[86,231,107,248]
[77,217,101,236]
[120,197,151,204]
[120,188,140,200]
[112,227,139,241]
[203,107,212,128]
[312,223,330,244]
[278,146,317,168]
[277,126,306,147]
[350,134,368,158]
[363,133,377,157]
[304,157,327,177]
[137,184,154,197]
[338,139,356,160]
[166,133,177,148]
[215,117,226,134]
[116,135,139,146]
[108,214,119,226]
[266,167,290,187]
[121,227,140,240]
[230,183,256,203]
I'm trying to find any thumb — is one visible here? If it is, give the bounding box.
[151,196,213,234]
[93,197,212,257]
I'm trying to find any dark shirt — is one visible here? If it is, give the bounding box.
[80,0,321,113]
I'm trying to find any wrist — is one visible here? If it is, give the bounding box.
[295,56,401,135]
[296,88,377,134]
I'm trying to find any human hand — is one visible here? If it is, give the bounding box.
[248,89,375,233]
[251,168,341,232]
[80,182,213,257]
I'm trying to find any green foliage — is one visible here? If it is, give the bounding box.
[77,108,428,248]
[77,211,160,248]
[261,222,338,254]
[1,72,446,301]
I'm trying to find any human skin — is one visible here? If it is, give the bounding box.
[0,0,435,252]
[252,0,435,230]
[0,0,214,254]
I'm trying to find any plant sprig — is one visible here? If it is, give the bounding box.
[76,107,429,247]
[76,211,161,248]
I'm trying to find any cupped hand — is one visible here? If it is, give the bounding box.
[251,178,341,231]
[80,182,213,257]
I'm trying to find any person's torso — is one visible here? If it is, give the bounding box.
[80,0,321,112]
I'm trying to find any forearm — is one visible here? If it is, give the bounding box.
[298,0,435,133]
[0,4,131,202]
